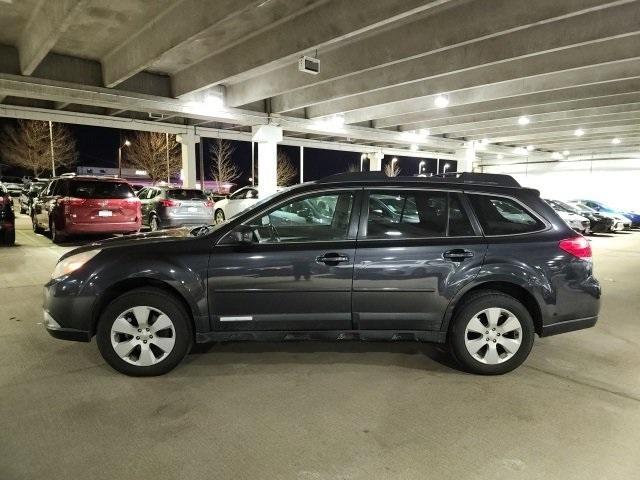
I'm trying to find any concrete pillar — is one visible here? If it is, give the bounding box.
[369,151,384,171]
[455,141,476,172]
[177,131,200,188]
[252,124,283,198]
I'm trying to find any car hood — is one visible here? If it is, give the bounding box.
[59,227,200,260]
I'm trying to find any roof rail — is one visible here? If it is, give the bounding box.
[318,170,520,187]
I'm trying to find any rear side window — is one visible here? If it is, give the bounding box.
[365,191,475,239]
[467,194,544,235]
[168,189,207,200]
[68,180,135,199]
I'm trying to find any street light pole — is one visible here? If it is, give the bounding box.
[48,121,56,176]
[118,138,131,178]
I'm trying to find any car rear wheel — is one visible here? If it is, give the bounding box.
[96,288,193,376]
[215,209,225,224]
[448,291,534,375]
[32,214,43,234]
[149,215,160,232]
[50,218,66,244]
[1,228,15,246]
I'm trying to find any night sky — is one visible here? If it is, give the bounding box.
[0,118,456,188]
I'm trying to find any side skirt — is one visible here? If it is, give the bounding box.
[196,330,446,344]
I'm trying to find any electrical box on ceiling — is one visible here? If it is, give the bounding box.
[298,55,320,75]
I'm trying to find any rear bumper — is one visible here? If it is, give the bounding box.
[161,215,214,228]
[64,221,140,235]
[540,316,598,337]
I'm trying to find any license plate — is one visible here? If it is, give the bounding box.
[188,207,198,213]
[98,210,113,217]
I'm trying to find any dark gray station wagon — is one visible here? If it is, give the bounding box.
[43,172,601,376]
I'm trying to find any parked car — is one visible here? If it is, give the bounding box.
[32,176,141,243]
[571,199,638,228]
[0,183,16,246]
[544,199,591,234]
[137,186,214,231]
[567,201,629,232]
[43,172,600,377]
[19,180,48,215]
[546,199,612,233]
[213,186,259,224]
[0,176,24,197]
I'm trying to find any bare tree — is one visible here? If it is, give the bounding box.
[346,163,360,172]
[384,161,401,177]
[125,131,181,183]
[209,138,240,189]
[277,150,298,186]
[0,120,76,176]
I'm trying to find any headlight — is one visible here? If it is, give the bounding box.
[51,249,101,280]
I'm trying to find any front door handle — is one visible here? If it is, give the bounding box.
[443,249,475,261]
[316,253,350,265]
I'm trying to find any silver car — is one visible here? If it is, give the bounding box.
[137,186,214,231]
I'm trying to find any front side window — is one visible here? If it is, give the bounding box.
[468,194,544,235]
[365,191,474,239]
[234,191,355,243]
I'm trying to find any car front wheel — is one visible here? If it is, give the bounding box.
[96,287,193,376]
[149,215,160,232]
[448,291,535,375]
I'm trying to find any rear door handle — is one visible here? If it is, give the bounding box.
[316,253,350,265]
[443,249,475,261]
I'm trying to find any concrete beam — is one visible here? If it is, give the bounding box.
[17,0,87,75]
[228,0,621,107]
[172,0,450,97]
[0,74,267,126]
[102,0,263,87]
[485,124,640,143]
[372,78,640,131]
[275,2,640,115]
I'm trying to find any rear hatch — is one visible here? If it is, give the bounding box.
[165,189,213,218]
[65,180,139,224]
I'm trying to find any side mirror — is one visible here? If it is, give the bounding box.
[233,225,254,245]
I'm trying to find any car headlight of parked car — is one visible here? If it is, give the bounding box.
[51,249,101,280]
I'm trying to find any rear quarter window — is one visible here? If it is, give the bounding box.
[468,194,545,235]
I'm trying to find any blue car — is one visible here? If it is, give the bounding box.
[572,199,639,228]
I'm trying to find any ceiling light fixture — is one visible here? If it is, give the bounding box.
[518,116,530,126]
[526,145,535,151]
[551,152,563,160]
[574,128,585,137]
[612,137,621,145]
[410,144,419,151]
[562,150,570,156]
[497,154,504,160]
[434,94,450,108]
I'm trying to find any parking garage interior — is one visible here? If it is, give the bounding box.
[1,1,640,479]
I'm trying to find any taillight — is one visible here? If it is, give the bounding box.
[204,200,214,207]
[160,199,180,207]
[63,197,84,214]
[559,236,592,259]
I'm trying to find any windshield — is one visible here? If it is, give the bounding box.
[168,189,207,200]
[68,180,135,199]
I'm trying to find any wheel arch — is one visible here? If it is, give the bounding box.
[443,281,544,338]
[91,278,197,338]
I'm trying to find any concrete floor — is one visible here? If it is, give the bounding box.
[1,210,639,480]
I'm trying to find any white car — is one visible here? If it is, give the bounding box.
[555,209,591,234]
[213,186,259,224]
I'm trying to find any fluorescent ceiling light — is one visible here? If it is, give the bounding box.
[497,154,504,160]
[311,114,345,132]
[562,150,570,156]
[526,145,535,151]
[612,137,621,145]
[410,144,419,151]
[518,116,530,125]
[434,94,449,108]
[551,152,563,160]
[513,147,528,155]
[574,128,585,137]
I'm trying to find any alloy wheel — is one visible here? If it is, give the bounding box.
[464,307,522,364]
[150,216,159,231]
[110,306,176,366]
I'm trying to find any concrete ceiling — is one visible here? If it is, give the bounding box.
[0,0,639,164]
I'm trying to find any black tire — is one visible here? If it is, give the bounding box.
[2,228,16,246]
[149,215,161,232]
[32,214,43,234]
[448,290,535,375]
[96,287,193,376]
[214,209,225,224]
[50,218,66,244]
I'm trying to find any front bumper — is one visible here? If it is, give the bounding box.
[43,309,91,342]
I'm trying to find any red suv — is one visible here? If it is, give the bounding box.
[32,176,141,243]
